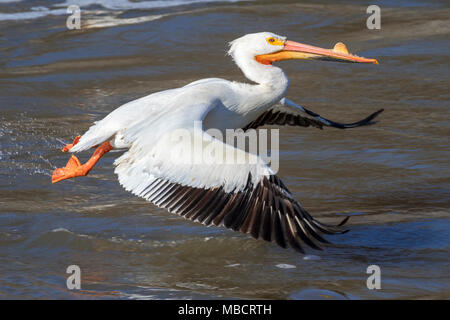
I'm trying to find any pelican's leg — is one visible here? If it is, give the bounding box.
[52,141,113,184]
[61,135,81,152]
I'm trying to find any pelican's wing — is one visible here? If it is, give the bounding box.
[243,98,384,130]
[242,105,324,131]
[114,124,347,253]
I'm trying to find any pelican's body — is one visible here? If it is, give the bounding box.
[75,77,286,151]
[72,36,292,152]
[53,32,381,253]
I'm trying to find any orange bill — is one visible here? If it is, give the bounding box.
[256,40,378,65]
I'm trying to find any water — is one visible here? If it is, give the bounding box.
[0,0,449,299]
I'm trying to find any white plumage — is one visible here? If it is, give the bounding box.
[53,32,381,253]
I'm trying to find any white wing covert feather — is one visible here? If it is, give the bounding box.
[114,100,272,194]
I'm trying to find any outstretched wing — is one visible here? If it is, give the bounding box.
[243,98,384,130]
[243,107,324,131]
[114,124,347,253]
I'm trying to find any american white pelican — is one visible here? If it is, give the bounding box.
[52,32,382,253]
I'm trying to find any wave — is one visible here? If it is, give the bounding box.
[54,0,245,10]
[0,0,247,22]
[0,7,67,21]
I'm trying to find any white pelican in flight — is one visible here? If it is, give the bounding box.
[52,32,382,253]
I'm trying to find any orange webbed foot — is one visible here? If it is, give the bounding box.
[62,135,81,152]
[52,155,84,183]
[52,141,113,184]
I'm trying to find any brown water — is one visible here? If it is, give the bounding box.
[0,0,449,299]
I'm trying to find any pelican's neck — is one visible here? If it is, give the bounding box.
[232,50,289,96]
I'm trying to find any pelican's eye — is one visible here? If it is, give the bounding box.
[266,37,284,46]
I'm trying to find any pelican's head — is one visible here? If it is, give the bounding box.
[228,32,378,66]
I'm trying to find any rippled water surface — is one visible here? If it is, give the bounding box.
[0,0,449,299]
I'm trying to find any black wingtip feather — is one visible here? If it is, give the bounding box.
[300,105,385,129]
[142,173,350,254]
[338,216,350,226]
